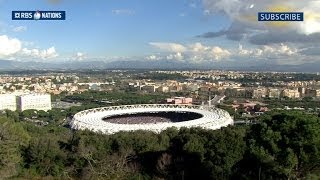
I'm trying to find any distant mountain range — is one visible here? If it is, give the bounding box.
[0,59,319,72]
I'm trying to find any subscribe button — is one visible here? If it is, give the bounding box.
[258,12,304,21]
[12,11,66,20]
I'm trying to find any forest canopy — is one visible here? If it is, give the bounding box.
[0,110,319,179]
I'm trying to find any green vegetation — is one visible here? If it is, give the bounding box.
[263,98,320,109]
[238,111,320,179]
[18,108,68,124]
[0,110,319,179]
[137,72,188,81]
[227,73,320,84]
[63,91,168,106]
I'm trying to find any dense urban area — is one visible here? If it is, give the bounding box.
[0,70,320,179]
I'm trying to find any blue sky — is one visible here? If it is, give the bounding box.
[0,0,320,66]
[0,0,230,57]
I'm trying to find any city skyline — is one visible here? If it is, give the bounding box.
[0,0,320,68]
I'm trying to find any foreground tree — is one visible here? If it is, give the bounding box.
[1,109,320,179]
[0,117,30,178]
[239,111,320,179]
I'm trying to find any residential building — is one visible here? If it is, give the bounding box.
[298,87,306,97]
[268,88,281,98]
[0,94,17,111]
[306,89,320,97]
[141,85,156,93]
[253,88,267,98]
[282,89,300,98]
[18,94,52,111]
[156,86,169,93]
[167,97,193,104]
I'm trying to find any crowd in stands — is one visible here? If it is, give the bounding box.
[103,112,203,124]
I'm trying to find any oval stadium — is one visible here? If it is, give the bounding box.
[70,104,234,134]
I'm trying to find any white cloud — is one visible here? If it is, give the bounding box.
[149,42,187,53]
[71,52,86,60]
[203,9,210,16]
[12,26,27,32]
[0,35,22,57]
[21,46,58,59]
[211,46,231,60]
[235,43,319,65]
[203,0,247,18]
[188,42,231,61]
[238,43,298,60]
[189,42,210,52]
[298,1,320,35]
[238,44,265,57]
[238,44,251,56]
[179,13,186,17]
[264,44,297,56]
[112,9,135,15]
[166,52,184,61]
[21,48,39,57]
[149,42,230,61]
[0,34,59,60]
[145,42,311,65]
[202,0,307,22]
[201,0,320,44]
[146,54,162,60]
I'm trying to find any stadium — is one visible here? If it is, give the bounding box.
[70,104,234,134]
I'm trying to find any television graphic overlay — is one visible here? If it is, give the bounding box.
[258,12,304,21]
[12,10,66,20]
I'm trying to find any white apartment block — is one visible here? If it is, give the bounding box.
[18,94,52,111]
[0,94,17,111]
[253,88,267,98]
[268,88,281,98]
[282,89,300,98]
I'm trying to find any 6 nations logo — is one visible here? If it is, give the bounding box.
[12,10,66,20]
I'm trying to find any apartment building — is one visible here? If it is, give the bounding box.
[17,94,52,111]
[0,94,17,111]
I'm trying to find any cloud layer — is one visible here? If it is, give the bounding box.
[194,0,320,66]
[0,35,21,57]
[12,26,27,32]
[0,35,58,60]
[71,52,86,60]
[21,47,58,59]
[148,41,320,66]
[149,42,187,53]
[149,42,231,61]
[200,0,320,44]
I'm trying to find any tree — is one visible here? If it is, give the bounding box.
[21,110,38,119]
[5,110,19,121]
[0,117,30,178]
[253,104,261,112]
[37,110,48,118]
[48,109,67,123]
[24,137,64,176]
[167,127,247,179]
[242,111,320,179]
[303,96,313,102]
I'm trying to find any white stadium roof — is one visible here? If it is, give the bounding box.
[70,104,234,134]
